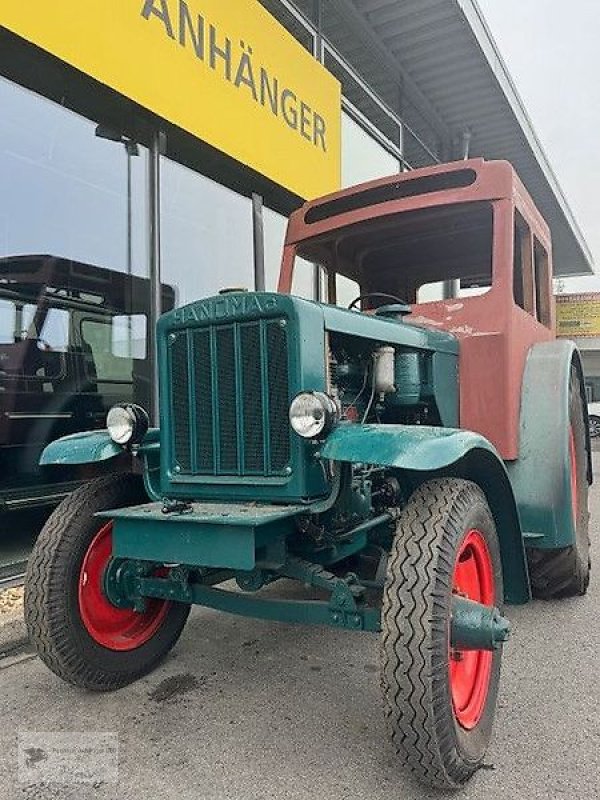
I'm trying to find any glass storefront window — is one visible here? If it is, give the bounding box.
[263,206,314,299]
[0,77,154,505]
[160,159,254,307]
[0,77,148,275]
[342,112,400,187]
[263,207,288,292]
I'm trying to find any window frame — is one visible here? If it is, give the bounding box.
[513,210,535,316]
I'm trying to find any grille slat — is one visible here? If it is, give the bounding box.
[266,321,291,471]
[241,323,265,473]
[192,329,214,474]
[171,333,191,472]
[215,327,238,473]
[169,317,290,478]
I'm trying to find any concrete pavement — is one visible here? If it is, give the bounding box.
[1,462,599,800]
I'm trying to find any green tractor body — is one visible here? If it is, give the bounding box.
[27,159,592,789]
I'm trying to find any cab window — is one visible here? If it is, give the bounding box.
[534,238,551,327]
[81,315,147,384]
[513,212,534,314]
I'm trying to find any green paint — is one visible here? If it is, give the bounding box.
[139,577,382,631]
[507,341,589,549]
[102,500,303,570]
[450,595,511,651]
[157,293,330,504]
[40,430,122,465]
[321,424,530,604]
[40,287,533,620]
[322,303,459,355]
[320,423,497,471]
[431,351,459,427]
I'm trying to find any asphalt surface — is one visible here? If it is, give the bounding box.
[1,461,600,800]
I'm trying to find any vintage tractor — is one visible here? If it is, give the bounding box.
[24,159,591,789]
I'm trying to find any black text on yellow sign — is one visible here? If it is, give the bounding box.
[1,0,342,198]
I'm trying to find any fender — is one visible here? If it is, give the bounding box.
[321,424,530,604]
[40,429,160,466]
[506,340,591,550]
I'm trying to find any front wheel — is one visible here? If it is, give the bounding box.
[589,415,600,439]
[24,473,190,691]
[381,478,504,789]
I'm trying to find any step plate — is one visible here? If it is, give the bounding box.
[99,501,304,570]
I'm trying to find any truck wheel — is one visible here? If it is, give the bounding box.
[24,473,190,691]
[381,478,503,789]
[527,368,590,598]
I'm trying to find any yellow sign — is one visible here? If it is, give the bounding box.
[1,0,341,199]
[556,293,600,338]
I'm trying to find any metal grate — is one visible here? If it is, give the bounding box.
[169,318,291,478]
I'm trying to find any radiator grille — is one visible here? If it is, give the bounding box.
[169,318,291,477]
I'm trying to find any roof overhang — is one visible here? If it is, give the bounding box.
[328,0,594,278]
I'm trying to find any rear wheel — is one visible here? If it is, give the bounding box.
[24,473,190,691]
[589,415,600,439]
[527,368,590,598]
[381,478,504,789]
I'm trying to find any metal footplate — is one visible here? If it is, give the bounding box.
[98,501,305,571]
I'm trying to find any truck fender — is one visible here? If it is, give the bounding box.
[505,340,591,550]
[40,430,123,465]
[321,424,530,604]
[39,428,161,466]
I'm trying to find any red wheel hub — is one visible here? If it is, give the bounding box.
[450,529,495,730]
[78,522,170,651]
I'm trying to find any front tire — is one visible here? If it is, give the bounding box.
[24,473,190,691]
[381,478,504,789]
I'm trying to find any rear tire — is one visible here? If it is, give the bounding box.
[24,473,190,691]
[381,478,504,789]
[527,368,590,599]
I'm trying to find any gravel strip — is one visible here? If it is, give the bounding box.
[0,586,24,616]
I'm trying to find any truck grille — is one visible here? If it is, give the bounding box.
[168,318,290,477]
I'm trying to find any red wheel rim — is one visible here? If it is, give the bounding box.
[78,522,170,651]
[569,426,578,526]
[450,529,495,730]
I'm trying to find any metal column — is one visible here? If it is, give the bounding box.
[252,192,266,292]
[148,130,166,425]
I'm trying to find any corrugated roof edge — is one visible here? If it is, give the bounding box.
[457,0,595,275]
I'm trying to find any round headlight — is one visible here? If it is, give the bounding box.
[106,404,149,446]
[289,392,338,439]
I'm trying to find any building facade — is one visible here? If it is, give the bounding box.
[556,293,600,401]
[0,0,594,520]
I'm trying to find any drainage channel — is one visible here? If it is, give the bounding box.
[0,560,28,590]
[0,636,36,671]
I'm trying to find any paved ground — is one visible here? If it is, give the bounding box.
[1,461,600,800]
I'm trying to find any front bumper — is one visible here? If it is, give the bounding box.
[98,501,304,571]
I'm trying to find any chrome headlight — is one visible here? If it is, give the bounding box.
[106,404,149,446]
[289,392,338,439]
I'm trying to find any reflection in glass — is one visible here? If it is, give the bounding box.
[263,207,315,299]
[0,77,148,274]
[160,158,254,307]
[342,112,400,188]
[0,77,155,511]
